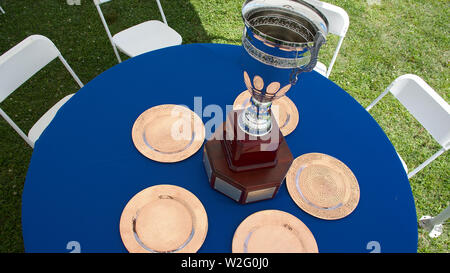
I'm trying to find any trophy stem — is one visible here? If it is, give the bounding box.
[238,96,273,136]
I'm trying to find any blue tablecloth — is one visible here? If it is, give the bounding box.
[22,43,418,253]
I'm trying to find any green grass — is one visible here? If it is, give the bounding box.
[0,0,448,253]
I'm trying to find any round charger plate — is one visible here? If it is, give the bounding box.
[233,90,299,136]
[132,104,205,163]
[119,184,208,253]
[232,210,318,253]
[286,153,360,220]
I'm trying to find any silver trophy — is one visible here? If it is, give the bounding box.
[203,0,329,204]
[239,0,328,136]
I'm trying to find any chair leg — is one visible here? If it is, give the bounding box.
[156,0,168,25]
[113,45,122,63]
[94,3,122,63]
[408,148,446,179]
[58,55,84,88]
[0,108,34,148]
[326,36,345,78]
[419,206,450,238]
[366,88,389,111]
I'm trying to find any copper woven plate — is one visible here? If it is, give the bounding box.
[286,153,360,220]
[232,210,318,253]
[132,104,205,163]
[119,184,208,253]
[233,91,299,136]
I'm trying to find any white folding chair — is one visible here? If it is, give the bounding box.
[93,0,182,63]
[0,35,84,148]
[419,205,450,238]
[366,74,450,179]
[304,0,349,78]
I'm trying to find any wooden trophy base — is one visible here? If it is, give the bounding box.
[222,110,284,172]
[203,110,293,204]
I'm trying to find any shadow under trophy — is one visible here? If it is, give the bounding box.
[204,0,328,204]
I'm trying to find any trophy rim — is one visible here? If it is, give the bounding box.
[241,0,329,49]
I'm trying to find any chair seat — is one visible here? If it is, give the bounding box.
[28,93,74,143]
[112,20,182,57]
[313,61,328,77]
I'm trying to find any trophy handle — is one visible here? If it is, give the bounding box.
[290,32,327,85]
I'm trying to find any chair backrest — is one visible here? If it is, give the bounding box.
[387,74,450,149]
[304,0,349,77]
[305,0,349,37]
[0,35,60,103]
[0,35,83,147]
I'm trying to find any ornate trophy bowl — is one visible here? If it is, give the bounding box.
[203,0,328,204]
[240,0,328,136]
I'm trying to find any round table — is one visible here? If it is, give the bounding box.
[22,44,418,253]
